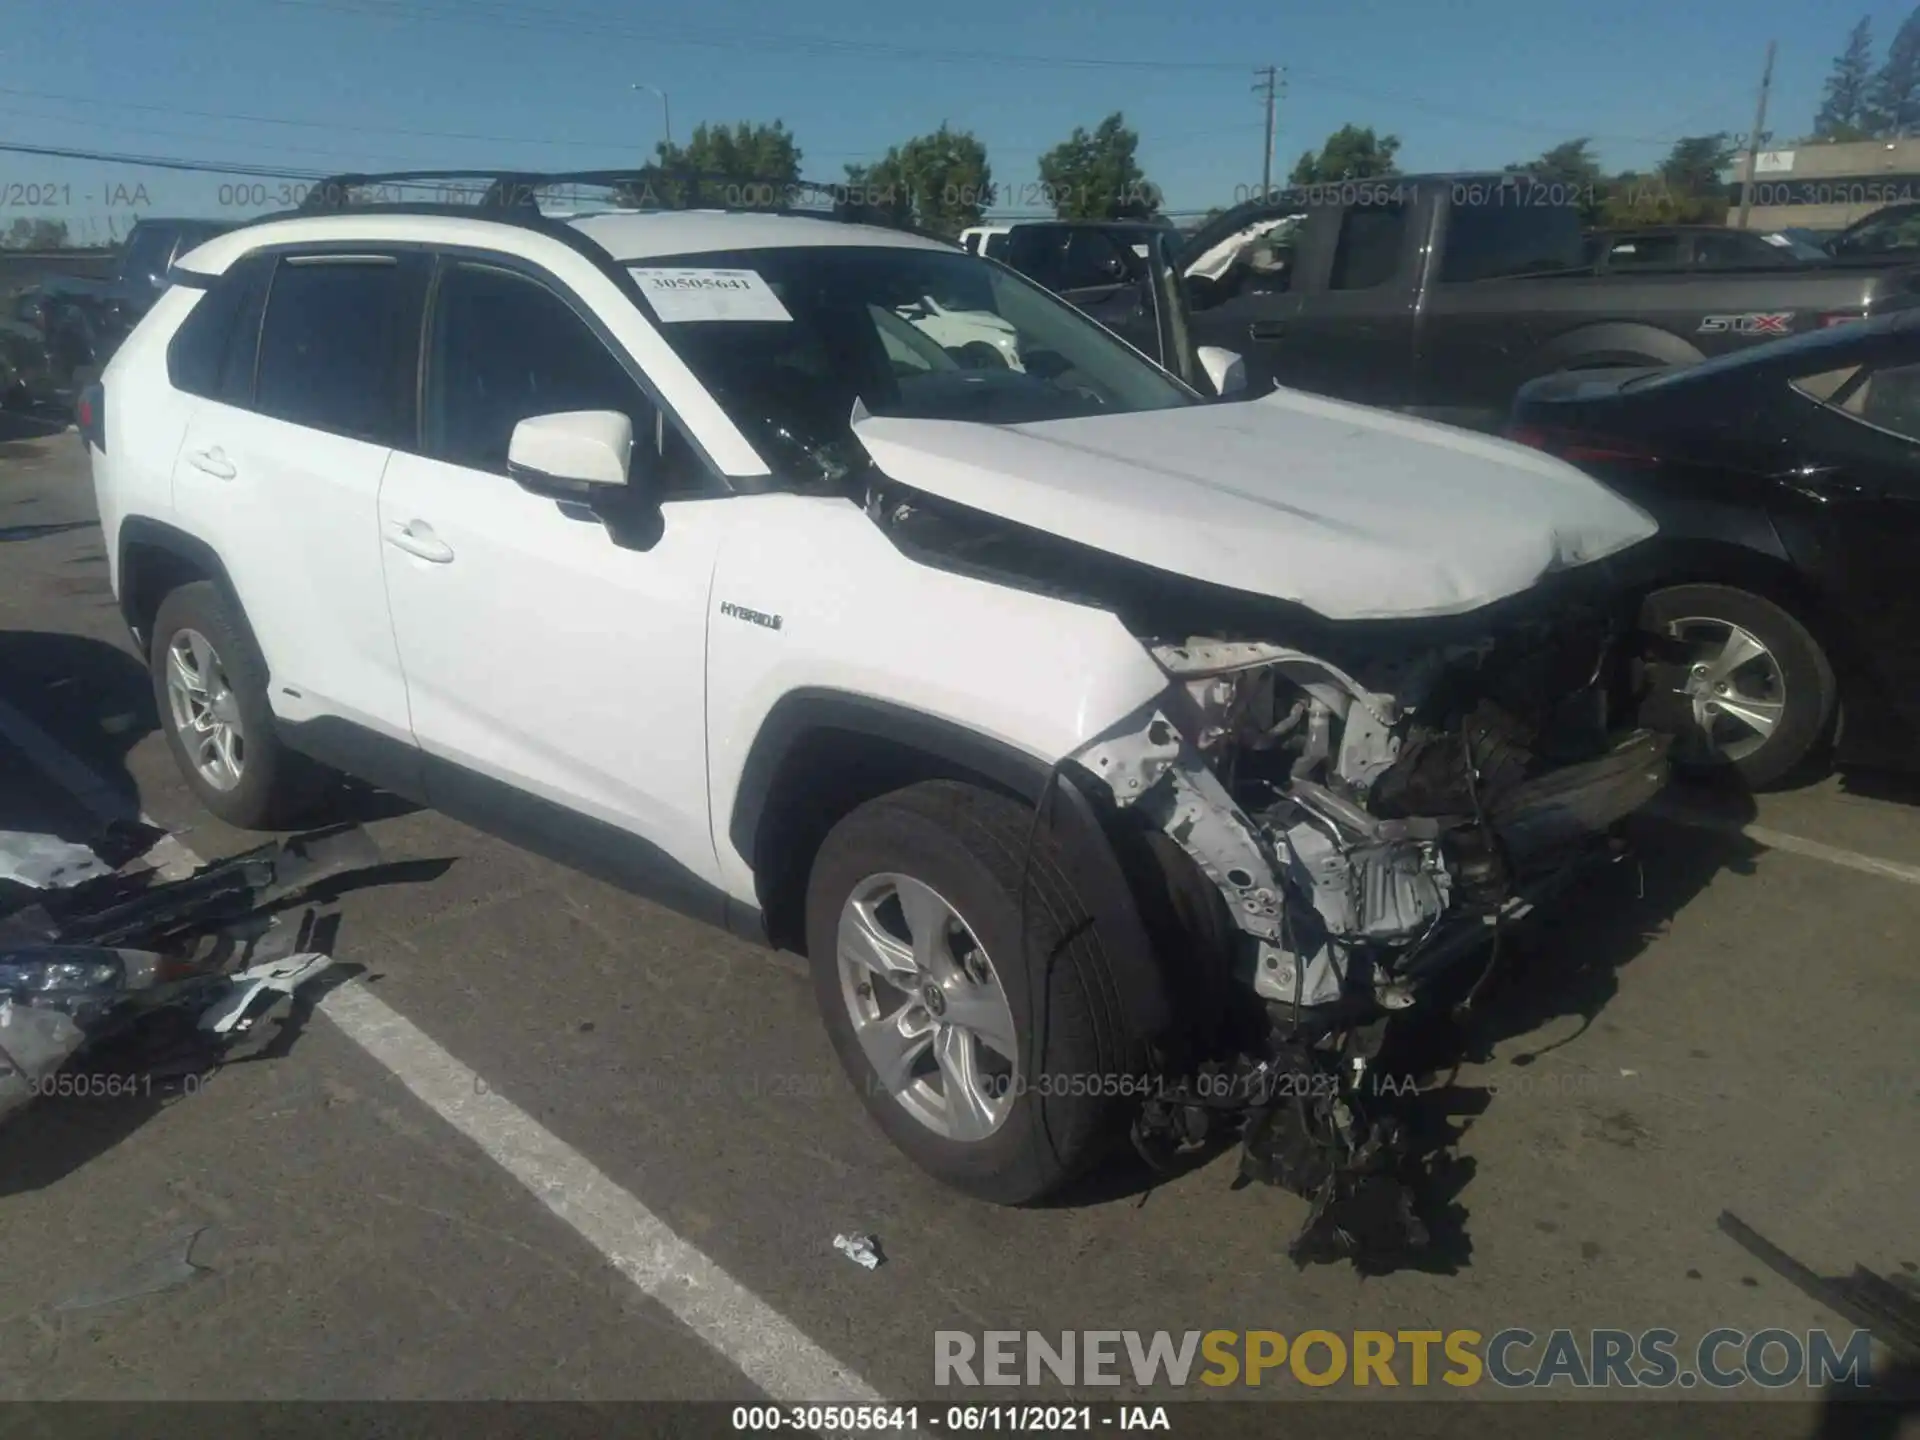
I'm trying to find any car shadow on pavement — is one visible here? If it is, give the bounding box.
[0,627,423,830]
[0,628,158,825]
[1835,766,1920,809]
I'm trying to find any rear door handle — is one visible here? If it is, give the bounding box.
[185,446,236,480]
[1248,321,1287,341]
[385,521,454,564]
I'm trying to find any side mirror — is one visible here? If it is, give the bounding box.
[1196,346,1247,399]
[507,410,635,500]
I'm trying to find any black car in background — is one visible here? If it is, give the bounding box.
[1581,225,1828,270]
[1509,309,1920,786]
[1180,174,1920,430]
[0,274,117,412]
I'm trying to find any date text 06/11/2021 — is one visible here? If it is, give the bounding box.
[730,1406,1171,1432]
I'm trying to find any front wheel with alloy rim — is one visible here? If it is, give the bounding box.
[806,779,1149,1205]
[1640,583,1837,790]
[150,581,326,829]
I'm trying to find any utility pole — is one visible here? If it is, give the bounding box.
[1254,65,1279,200]
[1735,40,1777,230]
[632,82,672,149]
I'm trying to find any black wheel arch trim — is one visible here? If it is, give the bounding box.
[116,514,262,658]
[1528,321,1706,376]
[731,688,1175,1041]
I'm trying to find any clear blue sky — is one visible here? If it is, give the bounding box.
[1,0,1910,240]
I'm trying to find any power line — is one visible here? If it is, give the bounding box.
[0,138,329,180]
[0,104,435,169]
[0,84,634,151]
[0,83,1263,168]
[269,0,1252,72]
[268,0,1734,147]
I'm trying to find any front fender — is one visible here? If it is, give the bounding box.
[705,494,1171,883]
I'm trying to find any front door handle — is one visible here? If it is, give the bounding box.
[385,521,454,564]
[1248,321,1288,341]
[185,446,236,480]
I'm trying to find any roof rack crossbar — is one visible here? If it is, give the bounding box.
[282,165,943,243]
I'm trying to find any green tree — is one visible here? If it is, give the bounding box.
[1868,5,1920,137]
[1597,140,1734,226]
[1288,124,1401,185]
[1512,138,1605,222]
[1036,112,1159,220]
[843,124,992,236]
[1816,18,1878,140]
[1659,133,1737,197]
[641,120,804,207]
[2,217,70,250]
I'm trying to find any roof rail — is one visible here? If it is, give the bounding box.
[287,167,930,234]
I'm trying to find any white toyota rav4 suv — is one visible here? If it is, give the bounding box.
[84,182,1673,1258]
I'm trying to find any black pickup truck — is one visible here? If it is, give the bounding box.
[1178,172,1920,429]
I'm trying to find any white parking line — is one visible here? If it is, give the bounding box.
[1648,802,1920,887]
[0,696,891,1408]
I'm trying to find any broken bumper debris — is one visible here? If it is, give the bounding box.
[1073,620,1672,1269]
[0,825,381,1129]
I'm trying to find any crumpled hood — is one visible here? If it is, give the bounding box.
[851,387,1658,621]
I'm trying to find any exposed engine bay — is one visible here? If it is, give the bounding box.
[869,476,1677,1269]
[1072,612,1673,1268]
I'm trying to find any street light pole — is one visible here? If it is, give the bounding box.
[632,83,672,149]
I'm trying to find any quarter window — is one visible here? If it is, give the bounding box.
[165,255,271,405]
[254,256,411,444]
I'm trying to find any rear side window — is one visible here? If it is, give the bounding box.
[1442,203,1586,282]
[166,256,270,403]
[255,256,412,445]
[1602,234,1683,269]
[1329,205,1406,290]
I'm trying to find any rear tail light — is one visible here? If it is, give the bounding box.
[76,382,105,452]
[1820,310,1868,327]
[1506,422,1658,467]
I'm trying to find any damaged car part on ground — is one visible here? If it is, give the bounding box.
[0,825,381,1129]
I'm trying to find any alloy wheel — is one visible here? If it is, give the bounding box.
[164,627,246,792]
[1667,616,1788,765]
[836,872,1019,1143]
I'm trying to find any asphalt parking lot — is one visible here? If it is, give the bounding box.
[1,419,1915,1433]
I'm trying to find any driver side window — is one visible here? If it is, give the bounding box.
[424,260,703,492]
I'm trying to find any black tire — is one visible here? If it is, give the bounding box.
[1640,582,1836,789]
[149,580,327,828]
[805,779,1148,1205]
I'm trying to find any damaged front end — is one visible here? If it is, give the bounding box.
[1070,608,1671,1267]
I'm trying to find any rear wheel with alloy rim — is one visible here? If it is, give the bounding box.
[806,779,1149,1204]
[150,581,327,829]
[1641,583,1836,790]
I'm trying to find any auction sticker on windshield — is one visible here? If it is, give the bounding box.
[628,267,793,323]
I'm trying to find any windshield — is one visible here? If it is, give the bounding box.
[630,245,1194,484]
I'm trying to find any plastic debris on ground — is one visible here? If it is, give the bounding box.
[832,1233,884,1270]
[0,823,383,1131]
[0,830,115,890]
[53,1223,217,1311]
